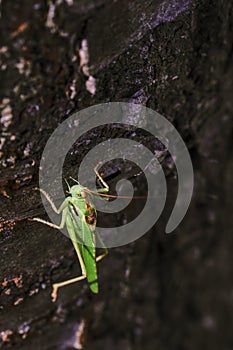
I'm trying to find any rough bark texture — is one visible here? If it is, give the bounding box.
[0,0,232,349]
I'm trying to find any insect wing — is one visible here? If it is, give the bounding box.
[69,207,98,294]
[80,217,98,293]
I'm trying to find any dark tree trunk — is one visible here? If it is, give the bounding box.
[0,0,232,349]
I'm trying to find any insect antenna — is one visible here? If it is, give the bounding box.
[64,178,71,193]
[84,188,176,200]
[84,188,148,199]
[69,176,80,184]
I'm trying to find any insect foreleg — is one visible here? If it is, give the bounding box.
[33,187,68,214]
[94,163,109,193]
[30,207,68,230]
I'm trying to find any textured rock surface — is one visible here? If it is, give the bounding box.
[0,0,232,349]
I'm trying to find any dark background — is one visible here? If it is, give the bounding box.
[0,0,232,349]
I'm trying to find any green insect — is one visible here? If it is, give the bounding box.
[30,165,110,302]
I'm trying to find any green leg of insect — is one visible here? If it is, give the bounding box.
[29,187,68,229]
[51,240,87,302]
[96,243,108,262]
[94,162,109,193]
[51,247,108,302]
[52,235,108,301]
[33,187,61,214]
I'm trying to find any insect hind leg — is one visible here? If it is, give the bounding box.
[96,249,108,262]
[51,239,87,302]
[51,274,87,302]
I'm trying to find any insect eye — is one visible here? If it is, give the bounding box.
[77,193,81,197]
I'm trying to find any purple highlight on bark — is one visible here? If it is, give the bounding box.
[153,0,192,27]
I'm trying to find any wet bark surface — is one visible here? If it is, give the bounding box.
[0,0,232,349]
